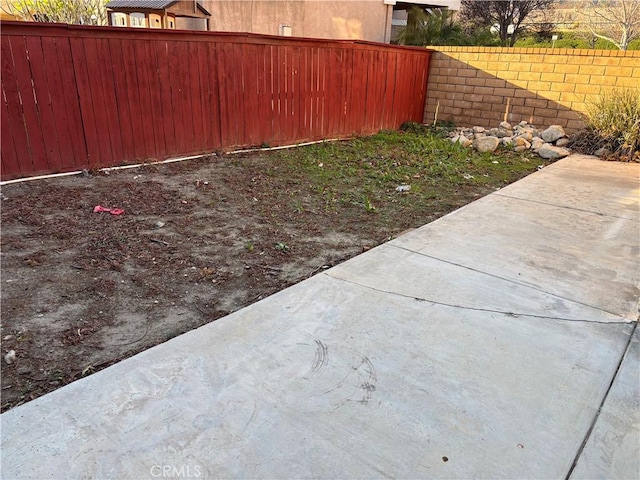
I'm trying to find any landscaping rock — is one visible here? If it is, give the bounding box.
[538,144,571,159]
[594,147,611,157]
[395,185,411,193]
[4,350,16,365]
[451,120,571,160]
[541,125,566,143]
[474,136,500,153]
[516,130,534,142]
[531,138,546,151]
[451,135,472,148]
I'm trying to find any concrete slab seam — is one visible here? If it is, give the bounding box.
[493,193,637,220]
[387,244,633,322]
[323,273,631,325]
[564,321,639,480]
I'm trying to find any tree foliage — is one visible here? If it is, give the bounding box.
[573,0,640,50]
[1,0,107,25]
[460,0,556,47]
[396,7,465,46]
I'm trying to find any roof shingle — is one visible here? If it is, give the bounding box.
[106,1,176,9]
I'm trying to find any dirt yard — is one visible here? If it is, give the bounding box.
[1,131,551,411]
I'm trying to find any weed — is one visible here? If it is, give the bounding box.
[292,199,305,213]
[363,196,377,213]
[245,241,255,253]
[274,242,290,253]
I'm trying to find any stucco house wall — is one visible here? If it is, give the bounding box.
[203,0,390,42]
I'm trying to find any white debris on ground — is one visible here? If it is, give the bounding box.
[450,121,571,160]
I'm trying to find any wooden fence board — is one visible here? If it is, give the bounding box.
[10,35,48,173]
[118,42,147,160]
[94,38,124,163]
[129,39,156,159]
[205,41,222,148]
[2,36,31,175]
[255,44,271,144]
[1,22,431,180]
[109,38,136,161]
[70,38,100,167]
[54,35,87,167]
[1,83,21,177]
[143,40,165,157]
[24,35,62,170]
[154,40,176,156]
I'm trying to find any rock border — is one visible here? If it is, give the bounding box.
[450,122,572,160]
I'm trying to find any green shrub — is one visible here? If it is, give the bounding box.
[514,32,617,50]
[580,88,640,161]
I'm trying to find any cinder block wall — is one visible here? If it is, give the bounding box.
[424,47,640,133]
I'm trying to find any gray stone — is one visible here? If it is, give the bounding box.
[474,136,500,153]
[502,137,514,147]
[451,135,472,148]
[499,121,512,130]
[595,147,611,157]
[496,129,514,138]
[555,138,570,147]
[4,350,16,364]
[472,126,485,134]
[538,144,571,159]
[516,130,534,142]
[541,125,566,143]
[531,138,546,151]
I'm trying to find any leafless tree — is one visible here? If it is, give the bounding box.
[1,0,107,25]
[461,0,557,46]
[574,0,640,50]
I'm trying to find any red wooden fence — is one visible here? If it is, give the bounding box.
[1,22,431,180]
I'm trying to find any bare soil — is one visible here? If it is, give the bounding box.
[1,138,547,412]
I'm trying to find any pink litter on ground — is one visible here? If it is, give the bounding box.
[93,205,125,215]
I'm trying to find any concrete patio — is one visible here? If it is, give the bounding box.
[1,154,638,479]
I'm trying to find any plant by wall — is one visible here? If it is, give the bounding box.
[571,88,640,161]
[396,7,466,46]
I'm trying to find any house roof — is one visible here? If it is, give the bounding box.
[106,0,176,8]
[106,0,210,16]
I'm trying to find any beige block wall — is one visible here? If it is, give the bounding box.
[424,47,640,133]
[203,0,391,42]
